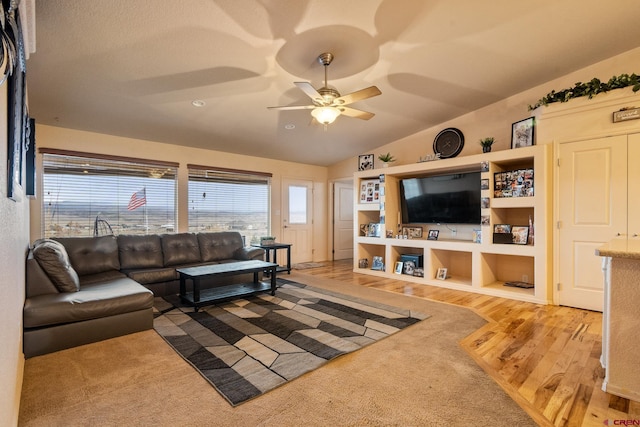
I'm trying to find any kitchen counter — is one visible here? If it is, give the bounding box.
[597,238,640,401]
[596,238,640,259]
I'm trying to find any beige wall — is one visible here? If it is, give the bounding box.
[328,47,640,180]
[0,80,29,425]
[29,125,330,261]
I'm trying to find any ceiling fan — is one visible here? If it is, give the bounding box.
[269,52,381,126]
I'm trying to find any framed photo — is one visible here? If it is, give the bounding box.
[436,267,448,280]
[394,261,404,274]
[512,117,535,149]
[494,224,512,234]
[359,224,369,236]
[472,229,482,244]
[358,154,374,171]
[511,226,529,245]
[427,229,439,240]
[480,161,489,172]
[481,197,490,209]
[403,260,415,275]
[358,258,369,268]
[372,256,384,271]
[413,268,424,277]
[480,179,489,190]
[359,179,380,204]
[402,226,423,239]
[367,222,381,237]
[481,215,490,226]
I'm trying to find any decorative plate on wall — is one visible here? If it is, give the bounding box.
[433,128,465,159]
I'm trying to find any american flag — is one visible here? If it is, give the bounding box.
[127,188,147,211]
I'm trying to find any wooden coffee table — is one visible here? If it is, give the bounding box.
[177,260,277,311]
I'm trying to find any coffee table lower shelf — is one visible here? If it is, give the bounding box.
[180,281,275,309]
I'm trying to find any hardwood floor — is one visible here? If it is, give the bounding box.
[298,259,640,426]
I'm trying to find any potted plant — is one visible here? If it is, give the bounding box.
[479,137,494,153]
[378,152,396,167]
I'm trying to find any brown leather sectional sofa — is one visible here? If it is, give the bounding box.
[23,231,264,358]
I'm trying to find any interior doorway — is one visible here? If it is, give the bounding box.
[332,180,354,260]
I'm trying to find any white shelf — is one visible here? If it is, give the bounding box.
[354,144,552,305]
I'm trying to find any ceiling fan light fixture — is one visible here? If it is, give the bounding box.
[311,106,340,125]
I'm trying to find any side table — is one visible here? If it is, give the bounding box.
[252,243,292,275]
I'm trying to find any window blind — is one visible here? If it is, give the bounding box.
[41,151,178,237]
[187,165,271,245]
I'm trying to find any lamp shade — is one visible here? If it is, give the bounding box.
[311,106,340,124]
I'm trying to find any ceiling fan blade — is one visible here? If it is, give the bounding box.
[334,86,381,105]
[267,105,315,110]
[294,82,325,104]
[338,106,376,120]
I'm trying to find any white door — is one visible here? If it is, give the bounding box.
[557,135,627,311]
[627,133,640,238]
[282,179,313,264]
[333,181,354,260]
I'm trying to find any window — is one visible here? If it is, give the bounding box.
[188,165,271,245]
[41,150,178,237]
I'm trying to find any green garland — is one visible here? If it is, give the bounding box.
[528,73,640,111]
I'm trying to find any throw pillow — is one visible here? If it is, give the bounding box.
[32,239,80,293]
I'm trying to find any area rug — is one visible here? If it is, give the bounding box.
[153,278,428,406]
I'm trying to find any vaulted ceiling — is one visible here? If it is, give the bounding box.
[26,0,640,166]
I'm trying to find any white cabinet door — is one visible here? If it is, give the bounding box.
[627,133,640,238]
[557,135,628,311]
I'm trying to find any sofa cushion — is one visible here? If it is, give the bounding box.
[123,267,178,285]
[32,239,80,293]
[198,232,244,262]
[53,236,120,276]
[23,277,154,329]
[117,235,164,269]
[161,233,201,266]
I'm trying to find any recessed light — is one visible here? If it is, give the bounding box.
[284,124,295,130]
[192,100,206,107]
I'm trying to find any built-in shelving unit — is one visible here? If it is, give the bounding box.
[353,144,552,304]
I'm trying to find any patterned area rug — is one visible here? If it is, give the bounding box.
[153,279,428,406]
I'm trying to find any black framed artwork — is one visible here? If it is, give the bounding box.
[358,154,374,171]
[4,5,28,201]
[25,117,36,197]
[511,117,535,149]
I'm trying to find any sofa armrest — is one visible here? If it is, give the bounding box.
[25,255,60,298]
[234,246,265,261]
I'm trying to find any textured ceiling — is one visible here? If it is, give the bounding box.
[26,0,640,166]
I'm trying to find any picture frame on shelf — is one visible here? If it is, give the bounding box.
[512,117,535,149]
[371,256,384,271]
[358,154,374,171]
[481,197,490,209]
[472,229,482,243]
[436,267,448,280]
[493,168,534,198]
[481,215,490,226]
[494,224,512,234]
[402,260,415,275]
[359,179,380,203]
[358,258,369,268]
[511,226,529,245]
[359,224,370,236]
[402,226,423,239]
[427,229,439,240]
[413,268,424,277]
[480,161,489,172]
[394,261,404,274]
[480,179,489,190]
[367,222,382,237]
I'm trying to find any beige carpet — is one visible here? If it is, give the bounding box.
[19,272,536,426]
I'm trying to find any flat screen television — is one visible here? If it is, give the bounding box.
[399,171,481,224]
